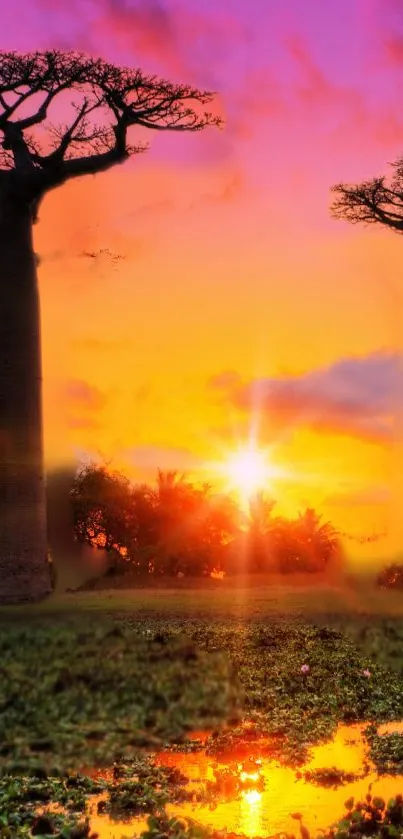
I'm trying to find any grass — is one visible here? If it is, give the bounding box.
[3,579,403,837]
[2,573,403,620]
[0,618,242,776]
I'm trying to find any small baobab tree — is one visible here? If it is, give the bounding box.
[330,157,403,561]
[0,50,221,603]
[331,157,403,233]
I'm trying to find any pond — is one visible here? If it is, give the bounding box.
[80,721,403,839]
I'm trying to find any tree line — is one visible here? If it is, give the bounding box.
[68,462,344,578]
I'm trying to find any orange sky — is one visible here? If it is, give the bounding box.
[10,0,403,564]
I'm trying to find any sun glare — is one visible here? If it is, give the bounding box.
[223,445,278,500]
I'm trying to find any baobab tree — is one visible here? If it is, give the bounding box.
[331,157,403,232]
[331,157,403,566]
[0,50,221,604]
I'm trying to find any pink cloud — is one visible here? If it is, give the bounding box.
[209,351,398,445]
[228,67,287,139]
[67,416,102,431]
[64,379,107,412]
[284,34,403,152]
[286,34,364,111]
[88,0,250,87]
[385,37,403,65]
[118,443,204,480]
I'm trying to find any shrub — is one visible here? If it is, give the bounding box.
[376,563,403,590]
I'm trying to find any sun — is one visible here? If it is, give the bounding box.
[205,441,289,506]
[224,446,274,498]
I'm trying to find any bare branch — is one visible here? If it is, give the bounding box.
[1,122,35,171]
[0,49,221,196]
[330,158,403,233]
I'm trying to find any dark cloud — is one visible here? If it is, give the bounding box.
[209,351,399,444]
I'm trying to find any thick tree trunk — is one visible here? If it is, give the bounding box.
[0,194,51,603]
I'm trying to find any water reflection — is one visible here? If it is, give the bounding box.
[86,801,147,839]
[84,722,403,839]
[157,723,403,838]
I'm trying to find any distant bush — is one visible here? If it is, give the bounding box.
[376,563,403,590]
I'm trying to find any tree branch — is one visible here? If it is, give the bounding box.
[1,122,35,171]
[16,88,64,130]
[0,49,221,189]
[47,98,93,160]
[330,159,403,234]
[39,120,131,187]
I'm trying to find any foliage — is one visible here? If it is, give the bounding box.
[71,463,157,573]
[299,765,362,787]
[71,462,343,579]
[377,564,403,590]
[151,471,240,576]
[0,618,242,775]
[332,792,403,839]
[3,612,403,835]
[107,616,403,768]
[365,723,403,773]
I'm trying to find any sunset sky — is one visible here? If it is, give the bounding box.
[5,0,403,561]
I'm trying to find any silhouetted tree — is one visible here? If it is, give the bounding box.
[246,492,277,572]
[70,462,346,581]
[71,463,133,569]
[290,508,340,572]
[0,50,221,603]
[71,463,160,574]
[151,471,239,575]
[331,157,403,232]
[377,562,403,589]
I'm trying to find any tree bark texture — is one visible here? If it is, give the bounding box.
[0,194,51,603]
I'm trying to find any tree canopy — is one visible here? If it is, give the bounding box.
[0,50,221,216]
[331,157,403,233]
[70,462,344,578]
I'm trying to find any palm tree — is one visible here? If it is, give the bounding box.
[0,51,220,603]
[295,508,340,571]
[247,492,277,572]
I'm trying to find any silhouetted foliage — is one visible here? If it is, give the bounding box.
[71,462,343,579]
[376,563,403,590]
[0,50,221,206]
[331,157,403,233]
[71,463,158,574]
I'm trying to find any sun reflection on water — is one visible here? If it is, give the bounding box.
[74,721,403,839]
[158,722,403,838]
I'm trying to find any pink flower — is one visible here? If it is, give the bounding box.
[363,669,371,678]
[301,664,310,675]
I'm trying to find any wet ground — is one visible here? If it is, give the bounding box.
[81,722,403,839]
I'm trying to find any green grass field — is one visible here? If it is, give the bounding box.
[3,578,403,837]
[1,573,402,619]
